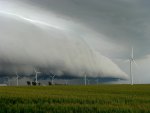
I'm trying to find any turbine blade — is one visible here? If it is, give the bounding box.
[50,72,56,78]
[50,72,53,75]
[131,47,133,59]
[34,68,37,73]
[15,71,19,76]
[133,60,138,67]
[16,72,21,78]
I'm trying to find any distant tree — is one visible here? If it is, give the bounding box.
[48,82,52,85]
[32,82,36,86]
[27,81,31,86]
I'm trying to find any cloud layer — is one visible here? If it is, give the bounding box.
[0,1,128,79]
[3,0,150,82]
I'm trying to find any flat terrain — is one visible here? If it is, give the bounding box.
[0,85,150,113]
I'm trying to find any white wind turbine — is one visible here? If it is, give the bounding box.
[15,71,20,86]
[84,72,87,86]
[64,79,69,85]
[34,68,41,85]
[129,47,137,85]
[49,71,56,85]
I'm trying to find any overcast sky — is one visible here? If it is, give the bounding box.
[0,0,150,84]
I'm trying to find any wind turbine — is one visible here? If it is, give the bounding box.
[129,47,137,85]
[65,79,68,85]
[34,68,41,85]
[84,72,87,86]
[48,71,56,85]
[15,71,20,86]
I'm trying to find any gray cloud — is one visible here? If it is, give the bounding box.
[21,0,150,58]
[0,1,128,79]
[1,0,150,82]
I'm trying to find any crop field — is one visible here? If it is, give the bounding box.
[0,85,150,113]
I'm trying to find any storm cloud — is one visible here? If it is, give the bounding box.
[1,0,150,82]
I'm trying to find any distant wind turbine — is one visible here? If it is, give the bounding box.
[129,47,137,85]
[65,79,68,85]
[34,68,41,85]
[15,71,20,86]
[84,72,87,86]
[49,71,56,85]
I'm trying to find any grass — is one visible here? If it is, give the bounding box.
[0,85,150,113]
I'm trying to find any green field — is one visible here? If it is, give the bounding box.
[0,85,150,113]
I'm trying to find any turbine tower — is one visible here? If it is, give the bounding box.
[34,68,41,85]
[65,79,68,85]
[84,72,86,86]
[15,72,19,86]
[129,47,136,85]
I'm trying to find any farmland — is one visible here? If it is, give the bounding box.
[0,85,150,113]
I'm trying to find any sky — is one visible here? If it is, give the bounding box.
[0,0,150,84]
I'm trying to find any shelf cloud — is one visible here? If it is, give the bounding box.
[0,6,128,79]
[4,0,150,80]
